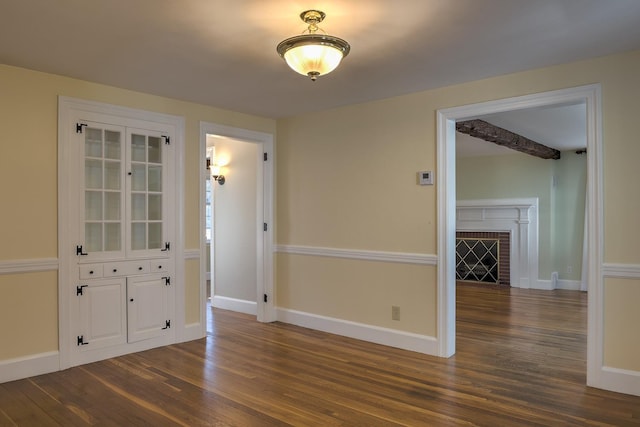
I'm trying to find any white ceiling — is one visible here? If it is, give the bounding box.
[2,1,640,121]
[456,102,587,157]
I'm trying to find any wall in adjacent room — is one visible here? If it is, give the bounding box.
[456,150,587,282]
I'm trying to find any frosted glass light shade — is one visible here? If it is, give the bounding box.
[277,34,350,80]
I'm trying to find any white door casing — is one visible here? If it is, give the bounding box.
[199,122,275,331]
[436,85,603,389]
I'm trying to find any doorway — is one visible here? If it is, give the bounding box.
[199,123,275,335]
[436,85,603,387]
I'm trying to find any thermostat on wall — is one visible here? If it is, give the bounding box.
[417,171,433,185]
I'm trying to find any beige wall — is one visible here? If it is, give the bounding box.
[276,49,640,371]
[213,138,259,302]
[185,259,200,325]
[277,255,437,335]
[0,272,58,360]
[0,64,275,361]
[604,278,640,370]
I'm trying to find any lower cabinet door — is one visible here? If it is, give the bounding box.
[127,275,169,343]
[78,278,127,351]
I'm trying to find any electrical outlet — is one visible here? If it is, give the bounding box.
[391,306,400,321]
[567,266,573,274]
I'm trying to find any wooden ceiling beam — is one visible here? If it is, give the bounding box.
[456,119,561,160]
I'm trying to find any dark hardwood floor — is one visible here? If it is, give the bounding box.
[1,283,639,426]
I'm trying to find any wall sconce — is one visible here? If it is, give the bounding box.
[206,158,226,185]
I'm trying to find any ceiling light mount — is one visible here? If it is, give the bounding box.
[277,10,350,81]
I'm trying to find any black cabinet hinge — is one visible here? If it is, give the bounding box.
[76,285,88,296]
[162,320,171,330]
[77,335,89,346]
[162,135,170,145]
[263,223,268,232]
[161,242,170,251]
[76,245,88,256]
[264,293,268,303]
[163,276,171,286]
[264,152,268,161]
[76,123,88,134]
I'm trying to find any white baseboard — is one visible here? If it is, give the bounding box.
[532,279,555,290]
[556,279,583,291]
[528,276,583,291]
[0,351,59,384]
[212,296,257,316]
[277,308,438,356]
[595,366,640,397]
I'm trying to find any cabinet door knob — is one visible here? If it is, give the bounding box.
[113,269,117,273]
[89,270,94,274]
[130,298,134,302]
[138,266,143,270]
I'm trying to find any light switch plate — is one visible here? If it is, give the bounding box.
[417,170,433,185]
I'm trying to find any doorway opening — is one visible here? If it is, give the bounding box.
[436,85,603,388]
[199,123,275,337]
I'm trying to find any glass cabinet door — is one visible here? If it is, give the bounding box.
[80,123,167,259]
[128,129,166,255]
[83,124,125,256]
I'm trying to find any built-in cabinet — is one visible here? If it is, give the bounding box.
[59,99,181,367]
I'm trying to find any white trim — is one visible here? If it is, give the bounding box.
[212,296,257,316]
[599,367,640,397]
[199,127,208,339]
[556,279,584,291]
[199,122,275,326]
[276,245,438,266]
[0,351,59,384]
[184,249,200,260]
[0,258,58,275]
[603,263,640,279]
[437,84,605,389]
[172,109,187,344]
[436,106,457,357]
[536,277,583,291]
[534,279,556,291]
[277,308,438,355]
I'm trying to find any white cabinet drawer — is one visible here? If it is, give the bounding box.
[149,261,169,273]
[104,261,149,277]
[79,264,103,279]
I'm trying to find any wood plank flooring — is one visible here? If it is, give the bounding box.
[2,283,639,426]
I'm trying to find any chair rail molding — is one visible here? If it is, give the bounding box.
[275,245,438,266]
[0,258,58,275]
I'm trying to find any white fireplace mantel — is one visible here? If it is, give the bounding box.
[456,198,539,289]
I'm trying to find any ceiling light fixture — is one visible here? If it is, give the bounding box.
[276,10,350,81]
